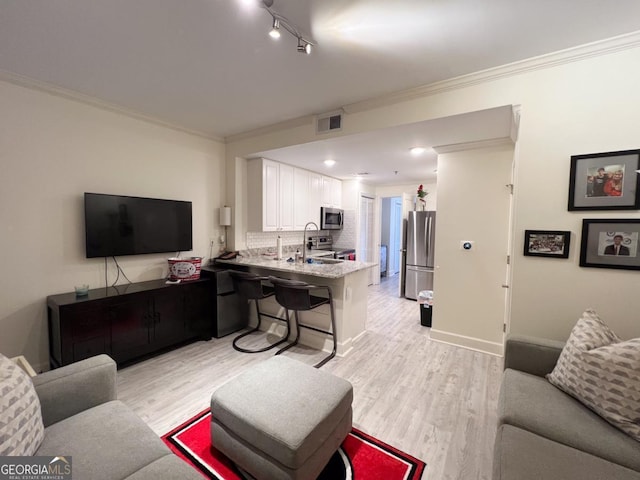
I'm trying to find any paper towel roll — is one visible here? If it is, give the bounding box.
[276,236,283,260]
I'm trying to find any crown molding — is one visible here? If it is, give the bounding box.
[342,30,640,115]
[0,69,222,142]
[432,137,513,154]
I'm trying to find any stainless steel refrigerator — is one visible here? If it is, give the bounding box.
[404,211,436,300]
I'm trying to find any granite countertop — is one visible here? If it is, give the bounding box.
[215,255,376,279]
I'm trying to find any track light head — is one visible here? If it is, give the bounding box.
[269,18,280,39]
[297,38,312,54]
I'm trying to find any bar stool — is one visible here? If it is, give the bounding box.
[230,270,290,353]
[268,276,337,368]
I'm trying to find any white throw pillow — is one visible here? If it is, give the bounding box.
[547,309,640,442]
[0,353,45,455]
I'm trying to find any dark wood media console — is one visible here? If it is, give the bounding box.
[47,278,214,368]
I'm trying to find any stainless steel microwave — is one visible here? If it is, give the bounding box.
[320,207,344,230]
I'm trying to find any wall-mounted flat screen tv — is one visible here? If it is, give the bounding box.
[84,193,193,258]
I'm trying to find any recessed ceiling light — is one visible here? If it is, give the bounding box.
[410,147,426,156]
[324,159,336,167]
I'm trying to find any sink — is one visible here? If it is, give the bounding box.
[309,258,344,265]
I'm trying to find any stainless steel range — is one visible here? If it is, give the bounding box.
[308,235,356,260]
[307,235,334,251]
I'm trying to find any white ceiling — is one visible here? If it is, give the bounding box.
[2,1,640,184]
[251,106,515,184]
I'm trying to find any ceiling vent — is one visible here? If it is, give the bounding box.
[316,110,343,134]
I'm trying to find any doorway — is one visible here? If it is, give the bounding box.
[380,197,403,279]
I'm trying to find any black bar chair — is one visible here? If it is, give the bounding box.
[268,276,337,368]
[230,270,290,353]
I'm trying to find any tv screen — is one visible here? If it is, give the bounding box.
[84,193,193,258]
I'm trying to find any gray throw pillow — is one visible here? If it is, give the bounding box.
[547,309,640,442]
[0,353,45,455]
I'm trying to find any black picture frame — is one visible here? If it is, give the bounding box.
[568,149,640,211]
[579,219,640,270]
[523,230,571,258]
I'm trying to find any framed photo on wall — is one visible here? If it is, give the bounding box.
[579,219,640,270]
[568,149,640,211]
[523,230,571,258]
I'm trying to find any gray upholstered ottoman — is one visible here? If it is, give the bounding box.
[210,356,353,480]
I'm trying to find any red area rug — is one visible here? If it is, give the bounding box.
[162,409,426,480]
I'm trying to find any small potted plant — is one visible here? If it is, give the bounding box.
[416,184,428,210]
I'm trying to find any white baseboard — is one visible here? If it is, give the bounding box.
[430,329,504,356]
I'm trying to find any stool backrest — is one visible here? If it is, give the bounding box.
[229,270,270,300]
[268,277,315,311]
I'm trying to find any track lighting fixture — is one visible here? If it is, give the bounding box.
[260,0,316,54]
[269,18,281,39]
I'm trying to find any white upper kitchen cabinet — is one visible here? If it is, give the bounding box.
[321,176,342,208]
[293,167,309,230]
[247,158,342,231]
[308,172,322,226]
[247,158,294,232]
[262,159,279,231]
[331,177,342,208]
[279,163,294,230]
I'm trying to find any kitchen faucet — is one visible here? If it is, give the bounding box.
[302,222,320,263]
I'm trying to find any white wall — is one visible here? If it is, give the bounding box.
[376,182,437,211]
[226,40,640,348]
[431,144,513,354]
[0,80,225,370]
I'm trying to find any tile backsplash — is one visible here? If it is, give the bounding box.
[246,231,305,250]
[332,209,356,249]
[245,209,357,256]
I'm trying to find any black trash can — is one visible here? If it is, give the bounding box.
[418,290,433,328]
[420,303,432,327]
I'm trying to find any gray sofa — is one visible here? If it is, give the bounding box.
[493,334,640,480]
[32,355,201,480]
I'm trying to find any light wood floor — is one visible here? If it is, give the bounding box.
[117,274,503,480]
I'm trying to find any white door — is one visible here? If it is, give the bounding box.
[359,194,377,285]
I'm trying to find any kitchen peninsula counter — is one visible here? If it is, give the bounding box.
[215,255,374,279]
[210,256,375,358]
